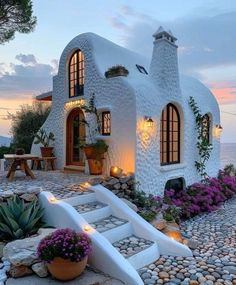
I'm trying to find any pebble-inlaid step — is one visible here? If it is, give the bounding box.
[90,215,128,233]
[52,186,93,200]
[74,201,107,214]
[113,236,154,258]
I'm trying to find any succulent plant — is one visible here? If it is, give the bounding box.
[34,129,55,147]
[0,195,48,240]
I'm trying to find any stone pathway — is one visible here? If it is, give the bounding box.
[0,170,97,199]
[139,197,236,285]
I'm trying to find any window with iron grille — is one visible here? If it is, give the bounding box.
[102,111,111,135]
[69,50,84,97]
[160,103,180,165]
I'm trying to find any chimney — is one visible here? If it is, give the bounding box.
[149,26,180,97]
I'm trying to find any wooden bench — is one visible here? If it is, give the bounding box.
[31,157,56,171]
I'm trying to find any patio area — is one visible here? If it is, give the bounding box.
[0,170,99,200]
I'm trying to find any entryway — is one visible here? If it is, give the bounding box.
[66,108,85,168]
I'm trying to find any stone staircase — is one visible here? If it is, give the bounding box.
[65,191,159,271]
[39,184,192,285]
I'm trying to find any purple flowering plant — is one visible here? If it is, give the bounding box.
[37,228,92,263]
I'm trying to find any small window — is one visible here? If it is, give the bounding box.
[102,111,111,135]
[202,114,210,143]
[136,64,148,75]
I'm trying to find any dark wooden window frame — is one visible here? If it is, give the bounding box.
[101,111,111,136]
[160,103,180,166]
[69,50,84,98]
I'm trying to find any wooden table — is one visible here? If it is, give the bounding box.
[4,154,39,181]
[31,157,56,171]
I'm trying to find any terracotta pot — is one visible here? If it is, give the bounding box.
[47,256,88,281]
[87,159,103,175]
[83,145,95,159]
[40,147,53,157]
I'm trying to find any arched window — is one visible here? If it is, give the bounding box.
[69,50,84,97]
[160,103,180,165]
[201,114,210,143]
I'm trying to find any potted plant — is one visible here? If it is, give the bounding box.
[80,95,109,175]
[37,228,92,281]
[34,129,55,157]
[105,65,129,78]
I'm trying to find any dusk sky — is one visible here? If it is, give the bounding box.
[0,0,235,142]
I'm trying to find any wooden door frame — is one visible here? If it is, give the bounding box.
[66,108,85,166]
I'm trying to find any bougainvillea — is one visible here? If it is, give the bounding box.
[37,228,92,262]
[154,168,236,219]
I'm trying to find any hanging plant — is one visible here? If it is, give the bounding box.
[189,96,213,179]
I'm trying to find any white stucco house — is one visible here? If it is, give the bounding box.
[32,26,221,195]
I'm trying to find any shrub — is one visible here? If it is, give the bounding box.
[161,169,236,219]
[0,195,47,240]
[37,228,92,262]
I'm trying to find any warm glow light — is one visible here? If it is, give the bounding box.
[144,116,154,127]
[48,196,57,203]
[83,225,91,232]
[64,98,85,108]
[110,166,123,178]
[84,182,90,188]
[165,230,183,243]
[213,124,223,137]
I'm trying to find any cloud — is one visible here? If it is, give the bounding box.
[15,54,37,65]
[111,6,236,74]
[209,81,236,104]
[0,54,57,100]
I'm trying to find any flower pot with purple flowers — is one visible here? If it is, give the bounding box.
[37,228,92,281]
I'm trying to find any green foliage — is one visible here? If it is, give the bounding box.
[9,101,51,153]
[0,145,13,159]
[34,129,55,147]
[105,65,129,78]
[223,164,236,176]
[0,0,37,44]
[162,205,181,222]
[189,96,213,178]
[80,94,108,153]
[0,195,47,241]
[139,210,156,222]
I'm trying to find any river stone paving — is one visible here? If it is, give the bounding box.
[74,201,107,213]
[0,170,97,199]
[113,235,154,258]
[90,215,128,233]
[139,196,236,285]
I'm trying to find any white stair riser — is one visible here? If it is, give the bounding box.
[64,193,96,205]
[82,206,111,223]
[102,222,132,242]
[128,243,160,270]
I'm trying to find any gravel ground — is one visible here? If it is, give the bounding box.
[139,197,236,285]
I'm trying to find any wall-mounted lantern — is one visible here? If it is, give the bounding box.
[214,124,223,137]
[144,116,154,127]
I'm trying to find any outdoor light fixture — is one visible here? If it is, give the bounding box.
[214,124,223,137]
[144,116,154,127]
[83,225,91,232]
[48,196,57,203]
[110,166,123,178]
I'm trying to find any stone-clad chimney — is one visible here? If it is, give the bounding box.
[149,26,180,97]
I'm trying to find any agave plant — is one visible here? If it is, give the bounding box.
[0,195,47,240]
[34,129,55,147]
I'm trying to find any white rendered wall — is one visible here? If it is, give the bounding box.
[31,32,221,196]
